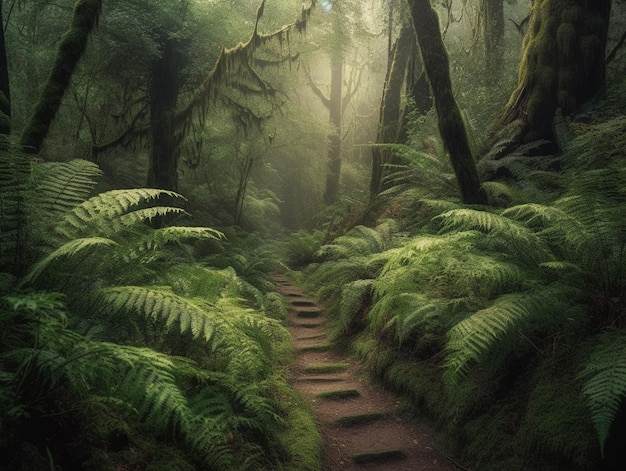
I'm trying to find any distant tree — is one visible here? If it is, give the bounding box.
[501,0,611,143]
[19,0,102,154]
[407,0,488,205]
[369,24,414,199]
[481,0,505,82]
[0,0,10,137]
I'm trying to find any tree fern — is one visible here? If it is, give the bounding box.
[579,330,626,456]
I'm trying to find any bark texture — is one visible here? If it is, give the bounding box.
[20,0,102,154]
[147,36,184,192]
[501,0,611,142]
[481,0,505,81]
[0,0,10,136]
[370,25,413,199]
[324,51,343,205]
[407,0,488,205]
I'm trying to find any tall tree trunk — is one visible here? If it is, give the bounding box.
[501,0,611,142]
[481,0,504,83]
[370,25,413,200]
[0,0,10,137]
[324,51,343,205]
[20,0,102,154]
[407,0,488,205]
[147,37,183,192]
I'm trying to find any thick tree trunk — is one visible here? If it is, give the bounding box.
[324,52,343,205]
[0,0,10,137]
[147,37,183,192]
[370,25,413,200]
[407,0,488,205]
[501,0,611,142]
[481,0,504,82]
[20,0,102,154]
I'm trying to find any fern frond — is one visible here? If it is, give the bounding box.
[0,149,30,274]
[55,188,184,238]
[21,237,118,286]
[437,208,554,265]
[95,286,218,342]
[579,330,626,456]
[33,160,102,217]
[445,286,571,384]
[338,279,374,330]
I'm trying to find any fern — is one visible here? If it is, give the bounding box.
[0,148,30,275]
[20,237,119,286]
[55,188,183,239]
[579,330,626,456]
[32,159,102,218]
[338,279,374,331]
[445,285,574,384]
[437,208,554,266]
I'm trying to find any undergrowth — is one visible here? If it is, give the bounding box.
[296,114,626,470]
[0,154,322,470]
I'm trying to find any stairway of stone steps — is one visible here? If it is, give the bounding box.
[273,275,461,471]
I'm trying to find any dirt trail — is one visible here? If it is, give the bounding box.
[274,275,463,471]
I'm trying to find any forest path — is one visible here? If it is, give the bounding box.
[273,275,463,471]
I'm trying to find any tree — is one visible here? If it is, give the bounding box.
[0,0,10,136]
[501,0,611,143]
[19,0,102,154]
[369,24,414,199]
[407,0,488,205]
[481,0,505,82]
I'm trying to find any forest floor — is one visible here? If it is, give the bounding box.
[273,275,465,471]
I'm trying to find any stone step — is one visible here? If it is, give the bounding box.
[292,308,322,318]
[316,389,360,400]
[335,412,386,427]
[296,342,335,352]
[290,299,318,307]
[352,449,407,465]
[303,362,349,374]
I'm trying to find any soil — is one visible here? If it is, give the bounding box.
[273,275,466,471]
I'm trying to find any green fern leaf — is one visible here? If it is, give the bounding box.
[445,286,570,384]
[21,237,118,286]
[55,188,183,238]
[33,160,102,217]
[579,330,626,456]
[96,286,217,342]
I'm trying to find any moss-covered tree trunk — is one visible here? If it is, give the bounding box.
[147,37,183,192]
[370,25,413,200]
[481,0,504,83]
[407,0,488,205]
[20,0,102,154]
[501,0,611,142]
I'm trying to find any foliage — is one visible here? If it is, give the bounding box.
[301,115,626,468]
[0,154,319,469]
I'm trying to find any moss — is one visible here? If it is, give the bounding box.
[560,5,582,25]
[519,362,600,470]
[556,22,576,59]
[274,385,324,471]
